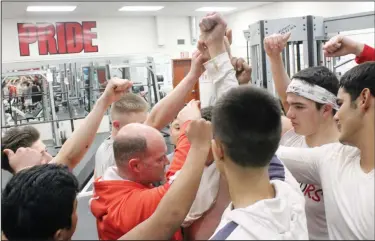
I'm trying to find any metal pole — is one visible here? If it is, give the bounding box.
[88,63,94,112]
[285,44,291,77]
[75,63,79,98]
[146,68,153,106]
[290,42,296,76]
[41,73,50,121]
[148,57,161,104]
[296,42,301,72]
[48,79,61,146]
[2,89,6,127]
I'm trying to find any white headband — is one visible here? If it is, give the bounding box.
[286,79,339,110]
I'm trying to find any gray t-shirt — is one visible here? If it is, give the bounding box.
[94,136,114,179]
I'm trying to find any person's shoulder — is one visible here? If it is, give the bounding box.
[319,142,357,153]
[280,129,304,147]
[96,136,113,153]
[272,180,305,206]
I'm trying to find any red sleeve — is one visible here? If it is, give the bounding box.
[355,44,375,64]
[165,120,191,180]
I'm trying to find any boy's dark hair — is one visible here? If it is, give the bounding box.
[201,106,213,121]
[2,164,79,240]
[339,61,375,103]
[292,66,339,113]
[212,86,281,168]
[2,126,40,173]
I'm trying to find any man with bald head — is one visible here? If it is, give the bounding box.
[114,123,168,184]
[90,100,203,240]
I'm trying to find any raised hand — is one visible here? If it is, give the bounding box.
[264,32,291,57]
[323,35,365,57]
[199,12,228,58]
[190,50,207,79]
[4,148,44,173]
[101,77,133,105]
[198,28,233,61]
[186,119,212,149]
[231,57,252,85]
[177,99,202,125]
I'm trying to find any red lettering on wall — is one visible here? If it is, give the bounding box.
[37,23,58,55]
[65,22,84,54]
[82,21,99,53]
[56,22,67,54]
[17,22,98,56]
[18,23,37,56]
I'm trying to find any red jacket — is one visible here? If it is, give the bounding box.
[91,121,191,240]
[355,44,375,64]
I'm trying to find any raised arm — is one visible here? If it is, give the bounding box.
[144,51,206,130]
[51,78,132,169]
[264,32,293,112]
[199,13,239,102]
[323,35,375,64]
[275,144,334,185]
[119,119,212,240]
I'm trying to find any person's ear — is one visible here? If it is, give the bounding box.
[205,149,214,166]
[112,120,121,130]
[128,158,142,173]
[359,88,372,112]
[322,104,333,118]
[53,229,66,240]
[211,139,224,162]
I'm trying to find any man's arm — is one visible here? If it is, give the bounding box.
[165,121,191,180]
[119,119,212,240]
[264,33,292,113]
[144,51,206,131]
[276,144,331,185]
[323,35,375,64]
[355,44,375,64]
[199,14,239,103]
[52,78,132,170]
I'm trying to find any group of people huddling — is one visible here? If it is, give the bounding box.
[1,13,374,240]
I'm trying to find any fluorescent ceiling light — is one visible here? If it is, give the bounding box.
[119,6,164,11]
[195,7,236,12]
[27,6,77,12]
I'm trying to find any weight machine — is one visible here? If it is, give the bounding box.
[1,69,61,146]
[106,56,161,107]
[245,11,375,95]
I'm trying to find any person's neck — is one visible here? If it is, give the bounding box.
[356,122,374,173]
[224,161,275,209]
[117,168,153,187]
[305,118,339,147]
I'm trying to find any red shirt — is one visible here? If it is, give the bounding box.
[91,121,191,240]
[355,44,375,64]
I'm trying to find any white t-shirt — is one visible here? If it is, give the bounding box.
[94,136,115,179]
[280,129,328,240]
[276,143,374,240]
[209,180,308,240]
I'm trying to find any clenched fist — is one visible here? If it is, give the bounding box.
[101,77,133,106]
[231,57,252,85]
[186,119,212,148]
[323,35,365,57]
[264,32,291,57]
[4,148,44,173]
[177,100,202,126]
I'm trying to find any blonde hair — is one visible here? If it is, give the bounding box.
[111,93,149,118]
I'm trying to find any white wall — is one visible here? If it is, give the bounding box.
[226,2,375,58]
